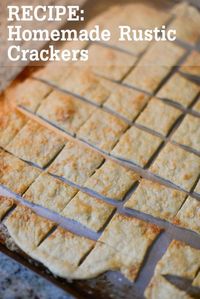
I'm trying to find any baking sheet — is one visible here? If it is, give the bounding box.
[1,1,200,299]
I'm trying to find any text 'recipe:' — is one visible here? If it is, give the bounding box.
[7,5,177,62]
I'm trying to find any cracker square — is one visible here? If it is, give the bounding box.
[0,149,41,194]
[125,179,186,221]
[150,143,200,191]
[157,73,199,108]
[84,160,139,200]
[76,213,160,281]
[15,79,52,112]
[194,180,200,194]
[33,226,95,279]
[0,109,27,148]
[124,42,185,93]
[193,97,200,114]
[77,109,128,152]
[24,173,78,213]
[155,240,200,279]
[48,142,104,186]
[0,196,14,220]
[104,85,149,121]
[37,90,96,135]
[85,44,136,81]
[33,40,86,84]
[111,126,162,167]
[62,191,115,232]
[59,67,114,105]
[86,4,170,55]
[117,3,170,29]
[33,63,72,85]
[172,115,200,152]
[5,205,55,253]
[174,196,200,235]
[180,51,200,77]
[168,5,200,45]
[193,272,200,287]
[6,120,65,168]
[136,98,182,136]
[145,275,193,299]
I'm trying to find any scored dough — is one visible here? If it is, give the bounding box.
[0,149,41,194]
[75,213,161,281]
[23,172,78,213]
[33,226,95,279]
[4,205,55,254]
[62,191,115,232]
